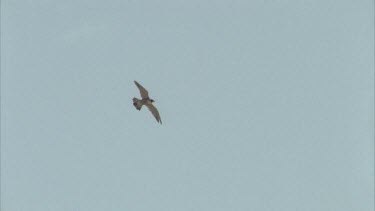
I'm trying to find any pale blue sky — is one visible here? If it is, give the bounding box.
[1,0,374,210]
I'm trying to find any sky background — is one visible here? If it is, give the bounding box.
[1,0,374,210]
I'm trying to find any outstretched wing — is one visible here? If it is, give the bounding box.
[145,104,162,124]
[134,81,149,99]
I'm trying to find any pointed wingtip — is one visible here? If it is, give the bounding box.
[134,80,142,87]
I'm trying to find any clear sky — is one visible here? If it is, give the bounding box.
[1,0,373,210]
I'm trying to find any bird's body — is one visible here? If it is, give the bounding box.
[132,97,153,110]
[133,81,162,124]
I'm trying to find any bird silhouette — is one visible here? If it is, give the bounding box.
[133,81,162,124]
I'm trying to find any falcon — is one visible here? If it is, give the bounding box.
[133,81,162,124]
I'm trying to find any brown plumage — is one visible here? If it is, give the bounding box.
[133,81,162,124]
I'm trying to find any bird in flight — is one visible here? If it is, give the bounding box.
[133,81,162,124]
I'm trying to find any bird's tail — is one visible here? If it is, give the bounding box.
[132,98,142,110]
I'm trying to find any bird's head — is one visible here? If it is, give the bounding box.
[150,99,155,103]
